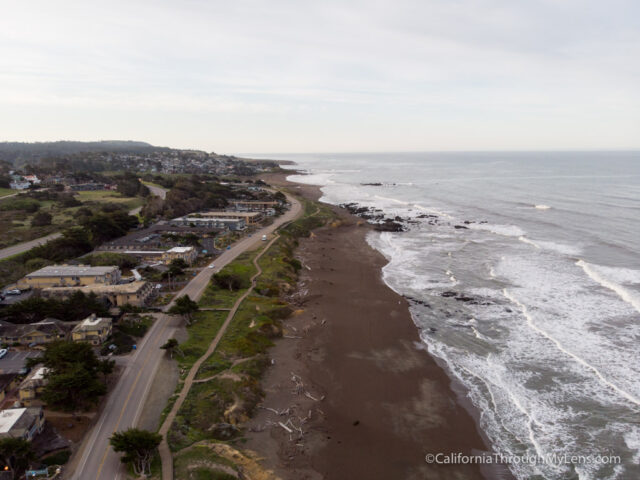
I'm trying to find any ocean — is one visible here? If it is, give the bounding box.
[271,151,640,480]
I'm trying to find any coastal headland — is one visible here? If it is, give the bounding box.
[246,173,502,480]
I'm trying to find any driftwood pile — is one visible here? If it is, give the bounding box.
[251,371,324,445]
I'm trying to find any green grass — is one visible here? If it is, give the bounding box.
[177,311,228,370]
[198,251,257,308]
[74,190,144,210]
[141,180,165,189]
[0,188,14,198]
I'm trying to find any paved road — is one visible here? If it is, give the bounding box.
[0,233,63,261]
[144,183,168,200]
[68,193,301,480]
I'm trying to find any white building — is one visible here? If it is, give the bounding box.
[0,407,45,440]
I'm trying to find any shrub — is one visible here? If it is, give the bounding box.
[42,449,71,466]
[31,211,52,226]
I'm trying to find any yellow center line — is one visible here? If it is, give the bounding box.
[94,319,170,480]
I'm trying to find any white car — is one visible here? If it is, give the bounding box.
[208,264,216,269]
[0,349,8,359]
[5,289,21,295]
[261,235,267,241]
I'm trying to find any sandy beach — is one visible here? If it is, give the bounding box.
[246,177,506,480]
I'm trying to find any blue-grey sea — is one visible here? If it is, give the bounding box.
[261,151,640,480]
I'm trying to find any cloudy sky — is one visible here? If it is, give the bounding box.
[1,0,638,153]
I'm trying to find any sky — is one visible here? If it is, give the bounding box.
[0,0,639,154]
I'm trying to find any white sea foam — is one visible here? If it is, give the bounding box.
[286,172,336,186]
[469,223,526,237]
[576,260,640,315]
[624,430,640,464]
[502,288,640,406]
[535,204,552,210]
[519,236,541,249]
[534,240,582,256]
[518,236,582,256]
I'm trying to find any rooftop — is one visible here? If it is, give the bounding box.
[0,407,42,437]
[0,318,71,338]
[30,367,48,381]
[175,217,243,223]
[26,265,119,278]
[0,408,26,433]
[199,211,261,218]
[166,246,194,253]
[75,315,111,331]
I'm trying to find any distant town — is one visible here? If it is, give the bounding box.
[0,141,298,478]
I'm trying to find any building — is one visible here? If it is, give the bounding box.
[168,216,246,231]
[22,175,41,185]
[97,224,222,254]
[233,200,279,212]
[0,374,19,404]
[72,314,112,345]
[42,280,155,307]
[199,211,263,225]
[108,250,166,264]
[0,319,70,346]
[68,182,106,191]
[18,367,48,407]
[18,265,121,289]
[0,407,45,440]
[162,246,197,265]
[9,177,30,190]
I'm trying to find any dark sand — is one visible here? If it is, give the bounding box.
[246,176,509,480]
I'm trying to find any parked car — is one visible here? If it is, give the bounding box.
[261,235,267,241]
[0,349,8,359]
[5,289,21,295]
[208,264,215,269]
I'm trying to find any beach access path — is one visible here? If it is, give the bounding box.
[67,192,301,480]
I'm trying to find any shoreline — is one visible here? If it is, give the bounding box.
[246,173,509,480]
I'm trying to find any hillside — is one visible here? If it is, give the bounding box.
[0,140,168,164]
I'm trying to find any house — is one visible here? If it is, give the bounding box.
[0,319,70,346]
[72,314,112,345]
[18,265,121,289]
[18,367,48,407]
[42,280,155,307]
[0,374,19,404]
[9,177,30,190]
[0,407,45,440]
[162,246,197,265]
[22,175,41,185]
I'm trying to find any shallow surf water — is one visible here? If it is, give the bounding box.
[268,151,640,480]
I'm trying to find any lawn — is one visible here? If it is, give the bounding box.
[0,188,15,198]
[198,251,257,309]
[74,190,144,210]
[0,189,145,250]
[177,310,228,370]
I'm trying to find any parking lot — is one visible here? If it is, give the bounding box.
[0,289,33,305]
[0,350,42,374]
